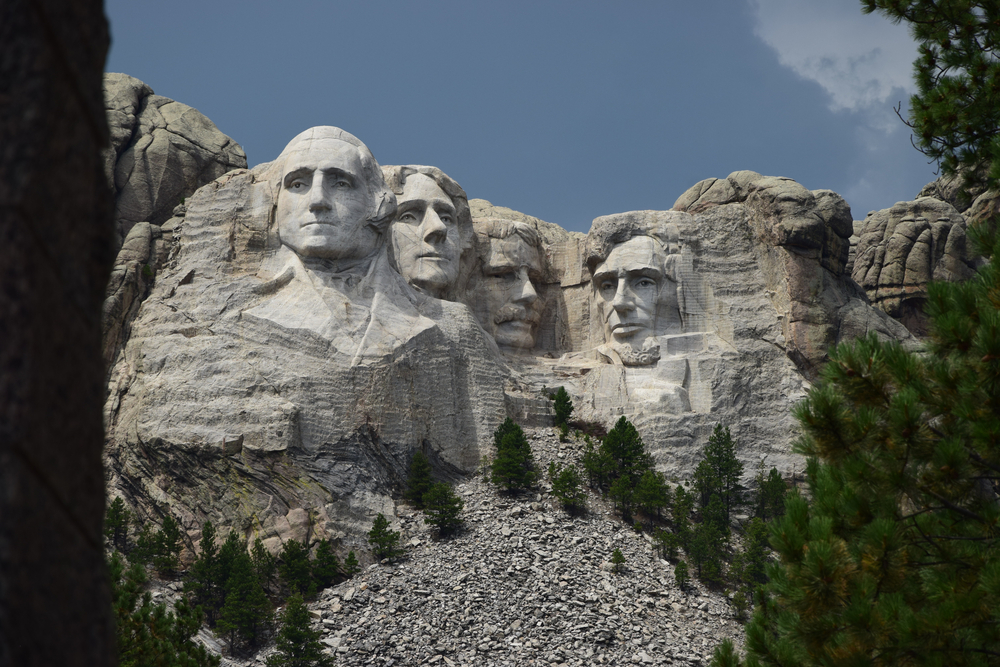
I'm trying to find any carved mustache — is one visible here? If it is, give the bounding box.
[494,304,541,326]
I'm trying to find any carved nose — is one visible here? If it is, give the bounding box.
[513,269,537,305]
[612,284,634,311]
[309,175,332,210]
[422,208,447,241]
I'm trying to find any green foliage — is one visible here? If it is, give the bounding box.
[602,416,654,486]
[490,418,538,493]
[153,514,184,575]
[558,422,570,442]
[217,549,272,655]
[266,593,333,667]
[674,559,690,591]
[633,468,671,520]
[367,513,403,562]
[693,424,744,523]
[185,521,223,625]
[422,482,465,536]
[105,496,131,553]
[547,461,587,514]
[752,461,787,522]
[738,248,1000,665]
[278,540,316,597]
[581,435,615,490]
[405,451,434,509]
[655,528,681,562]
[609,475,635,517]
[690,496,726,586]
[863,0,1000,206]
[251,537,278,593]
[611,548,626,574]
[110,551,219,667]
[130,524,155,567]
[672,485,694,550]
[710,638,741,667]
[311,539,340,589]
[553,386,574,426]
[343,551,360,578]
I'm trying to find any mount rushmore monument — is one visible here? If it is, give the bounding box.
[102,73,982,555]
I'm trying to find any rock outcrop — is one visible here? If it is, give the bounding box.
[103,73,247,248]
[852,197,979,335]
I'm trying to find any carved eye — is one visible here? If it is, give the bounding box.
[439,214,454,225]
[334,178,352,188]
[636,278,655,289]
[399,211,418,223]
[600,280,616,293]
[289,179,307,191]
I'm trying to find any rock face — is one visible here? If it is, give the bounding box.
[2,1,115,665]
[103,73,247,248]
[852,197,979,335]
[104,127,915,558]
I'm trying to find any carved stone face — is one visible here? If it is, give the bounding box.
[276,137,377,260]
[481,236,543,349]
[391,174,461,297]
[592,236,664,348]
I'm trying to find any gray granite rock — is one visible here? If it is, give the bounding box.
[852,197,979,335]
[103,73,247,247]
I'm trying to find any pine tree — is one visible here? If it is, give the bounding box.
[672,485,694,550]
[105,496,131,553]
[405,451,434,509]
[423,482,464,536]
[553,386,574,427]
[266,593,332,667]
[863,1,1000,195]
[153,514,184,575]
[251,537,278,593]
[490,418,538,493]
[110,551,220,667]
[655,527,681,562]
[734,242,1000,665]
[602,416,654,485]
[674,559,690,591]
[548,462,587,514]
[693,424,744,522]
[278,539,315,597]
[633,468,671,520]
[608,475,635,518]
[311,539,341,589]
[752,461,787,522]
[689,494,726,586]
[217,550,272,655]
[343,551,360,577]
[185,521,223,625]
[611,548,626,574]
[367,513,403,562]
[581,434,615,490]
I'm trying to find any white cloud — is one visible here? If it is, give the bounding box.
[749,0,917,115]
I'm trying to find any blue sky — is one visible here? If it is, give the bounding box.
[105,0,936,233]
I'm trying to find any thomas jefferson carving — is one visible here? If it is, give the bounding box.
[381,165,473,300]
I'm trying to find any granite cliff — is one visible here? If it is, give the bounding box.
[99,76,930,562]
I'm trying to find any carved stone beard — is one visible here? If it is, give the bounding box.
[608,339,661,367]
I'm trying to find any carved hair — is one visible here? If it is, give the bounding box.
[271,126,396,230]
[584,216,680,279]
[472,218,542,257]
[381,165,474,244]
